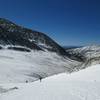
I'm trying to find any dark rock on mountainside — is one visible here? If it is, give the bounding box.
[8,46,31,52]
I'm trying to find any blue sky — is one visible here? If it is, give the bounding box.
[0,0,100,46]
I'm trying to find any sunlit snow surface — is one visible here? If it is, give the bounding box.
[0,49,79,83]
[0,64,100,100]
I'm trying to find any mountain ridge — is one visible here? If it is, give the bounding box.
[0,18,67,54]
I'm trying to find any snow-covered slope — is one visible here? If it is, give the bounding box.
[66,45,100,67]
[0,49,80,83]
[0,64,100,100]
[66,45,100,60]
